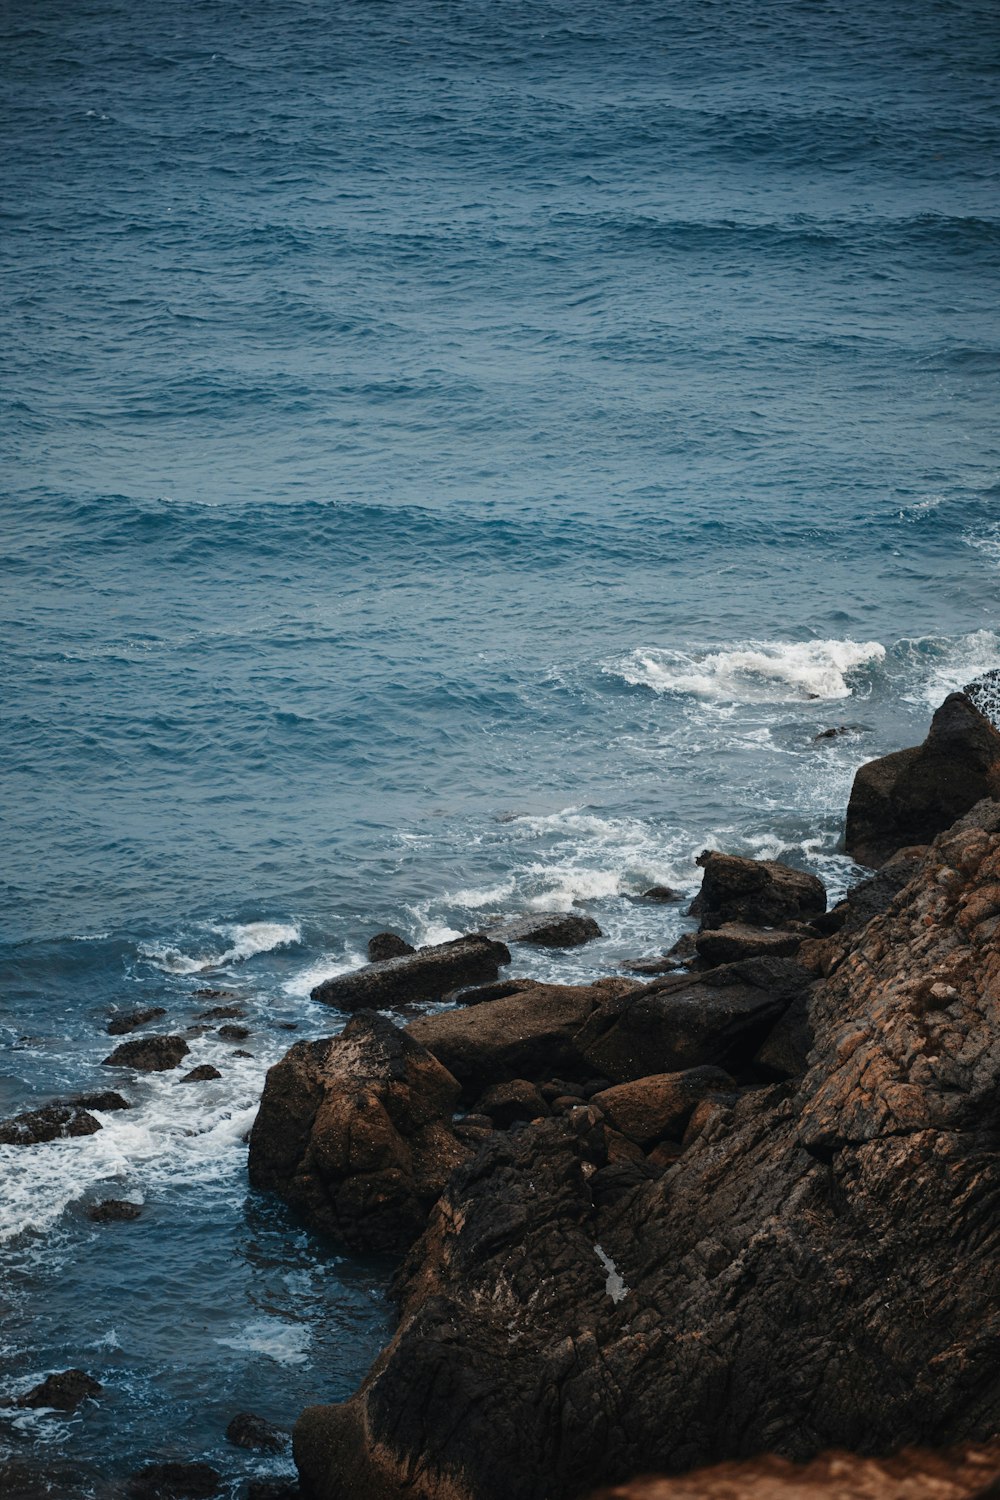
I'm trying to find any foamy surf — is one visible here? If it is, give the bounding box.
[139,920,302,974]
[611,639,886,703]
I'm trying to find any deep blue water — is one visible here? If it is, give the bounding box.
[2,0,999,1492]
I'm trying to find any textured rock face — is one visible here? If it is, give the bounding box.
[311,935,510,1010]
[0,1102,103,1145]
[248,1011,470,1253]
[368,932,415,963]
[846,690,1000,867]
[694,851,826,929]
[294,805,1000,1500]
[484,913,603,948]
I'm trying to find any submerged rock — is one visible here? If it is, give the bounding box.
[226,1410,288,1453]
[88,1199,142,1223]
[368,932,416,962]
[179,1065,222,1083]
[484,913,602,948]
[14,1369,101,1410]
[102,1035,190,1071]
[311,935,510,1011]
[846,688,1000,867]
[106,1006,167,1035]
[639,886,682,902]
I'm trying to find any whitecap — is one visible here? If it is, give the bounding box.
[899,630,1000,711]
[139,920,301,974]
[610,639,886,703]
[282,949,364,999]
[216,1316,309,1366]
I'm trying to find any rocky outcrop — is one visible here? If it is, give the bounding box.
[693,851,826,930]
[846,688,1000,867]
[12,1369,102,1410]
[484,913,602,948]
[311,935,510,1010]
[102,1035,190,1071]
[248,1011,471,1253]
[292,803,1000,1500]
[106,1006,167,1035]
[0,1093,128,1144]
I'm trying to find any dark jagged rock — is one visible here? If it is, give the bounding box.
[14,1369,101,1410]
[694,850,826,930]
[694,922,801,966]
[812,846,925,938]
[73,1090,131,1111]
[589,1066,735,1146]
[293,806,1000,1500]
[197,1004,246,1021]
[88,1198,142,1222]
[179,1065,222,1083]
[217,1023,250,1040]
[639,886,682,902]
[752,989,813,1079]
[127,1463,222,1499]
[107,1006,167,1035]
[574,957,812,1084]
[226,1411,288,1453]
[102,1035,190,1071]
[368,932,415,963]
[484,913,602,948]
[311,936,510,1011]
[0,1102,102,1145]
[846,689,1000,867]
[619,954,685,977]
[248,1011,470,1253]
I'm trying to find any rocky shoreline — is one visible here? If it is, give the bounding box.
[6,680,1000,1498]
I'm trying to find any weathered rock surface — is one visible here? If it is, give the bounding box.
[13,1369,102,1410]
[107,1005,168,1035]
[248,1011,470,1253]
[846,689,1000,867]
[311,936,510,1011]
[693,850,826,930]
[368,932,415,963]
[293,804,1000,1500]
[590,1067,734,1146]
[0,1102,103,1145]
[484,913,602,948]
[586,1442,1000,1498]
[473,1078,550,1128]
[103,1035,190,1071]
[694,923,801,966]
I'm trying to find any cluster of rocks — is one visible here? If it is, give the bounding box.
[245,682,1000,1500]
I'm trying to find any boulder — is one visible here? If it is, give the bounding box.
[217,1023,250,1040]
[226,1411,288,1453]
[694,850,826,930]
[640,886,682,902]
[88,1199,142,1222]
[14,1369,101,1410]
[102,1035,189,1071]
[473,1079,550,1128]
[845,688,1000,867]
[484,913,602,948]
[0,1102,102,1145]
[106,1006,167,1035]
[694,923,801,966]
[311,936,510,1011]
[127,1464,222,1499]
[590,1067,735,1146]
[72,1090,131,1111]
[574,957,812,1084]
[292,804,1000,1500]
[406,982,607,1099]
[368,932,415,963]
[248,1011,470,1253]
[179,1065,222,1083]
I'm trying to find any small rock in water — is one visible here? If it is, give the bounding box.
[485,912,602,948]
[225,1410,288,1453]
[88,1199,142,1223]
[179,1065,222,1084]
[192,988,240,1000]
[367,931,415,962]
[640,885,682,902]
[73,1090,131,1112]
[15,1369,102,1410]
[127,1462,222,1499]
[0,1103,102,1146]
[216,1024,250,1041]
[102,1036,190,1072]
[196,1004,246,1021]
[812,723,864,741]
[106,1006,167,1036]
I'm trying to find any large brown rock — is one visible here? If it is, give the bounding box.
[590,1067,734,1146]
[293,804,1000,1500]
[248,1010,470,1253]
[846,689,1000,867]
[694,851,826,930]
[311,935,510,1010]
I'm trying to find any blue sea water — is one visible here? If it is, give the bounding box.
[2,0,999,1491]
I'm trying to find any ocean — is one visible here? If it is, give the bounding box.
[2,0,999,1491]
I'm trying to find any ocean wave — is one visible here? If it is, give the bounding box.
[610,640,886,703]
[139,920,301,974]
[897,630,1000,711]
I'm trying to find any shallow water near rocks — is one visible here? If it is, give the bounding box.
[2,0,999,1491]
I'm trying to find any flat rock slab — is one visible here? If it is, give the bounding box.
[311,936,510,1011]
[107,1006,167,1036]
[695,850,826,930]
[694,923,801,966]
[102,1035,190,1071]
[484,913,602,948]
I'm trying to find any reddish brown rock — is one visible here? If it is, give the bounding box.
[311,936,510,1011]
[694,850,826,930]
[590,1067,734,1146]
[473,1079,550,1128]
[694,923,801,966]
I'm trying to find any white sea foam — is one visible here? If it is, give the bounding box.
[449,877,517,909]
[900,630,1000,710]
[612,639,886,703]
[966,522,1000,567]
[216,1316,309,1366]
[282,948,365,999]
[140,920,301,974]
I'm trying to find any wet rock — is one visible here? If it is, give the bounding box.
[73,1090,131,1111]
[846,689,1000,867]
[217,1023,250,1040]
[226,1410,288,1453]
[102,1035,190,1072]
[179,1065,222,1083]
[193,988,239,1000]
[406,982,606,1099]
[575,957,811,1084]
[812,723,866,742]
[297,805,1000,1500]
[442,977,542,1006]
[127,1462,222,1499]
[248,1011,470,1253]
[0,1102,102,1145]
[311,935,510,1011]
[197,1004,247,1021]
[619,953,685,977]
[695,850,826,930]
[368,932,416,963]
[106,1006,167,1035]
[473,1079,550,1128]
[484,913,602,948]
[88,1198,142,1222]
[694,922,801,966]
[640,886,682,902]
[590,1066,735,1146]
[15,1369,101,1410]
